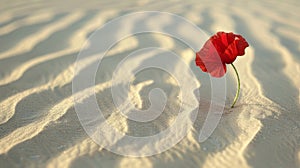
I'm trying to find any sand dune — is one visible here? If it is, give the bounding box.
[0,0,299,168]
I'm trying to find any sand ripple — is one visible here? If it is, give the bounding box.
[0,0,299,168]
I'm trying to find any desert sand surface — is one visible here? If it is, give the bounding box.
[0,0,300,168]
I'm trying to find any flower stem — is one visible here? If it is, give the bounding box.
[231,63,240,108]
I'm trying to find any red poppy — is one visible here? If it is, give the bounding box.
[195,32,249,77]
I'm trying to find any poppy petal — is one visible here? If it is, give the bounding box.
[195,31,249,77]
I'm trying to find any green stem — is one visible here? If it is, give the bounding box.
[231,63,240,108]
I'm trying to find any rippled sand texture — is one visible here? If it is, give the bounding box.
[0,0,300,168]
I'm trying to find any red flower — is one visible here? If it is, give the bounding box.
[195,32,249,77]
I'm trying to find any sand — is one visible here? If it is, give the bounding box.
[0,0,299,167]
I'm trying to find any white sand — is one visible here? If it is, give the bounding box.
[0,0,299,167]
